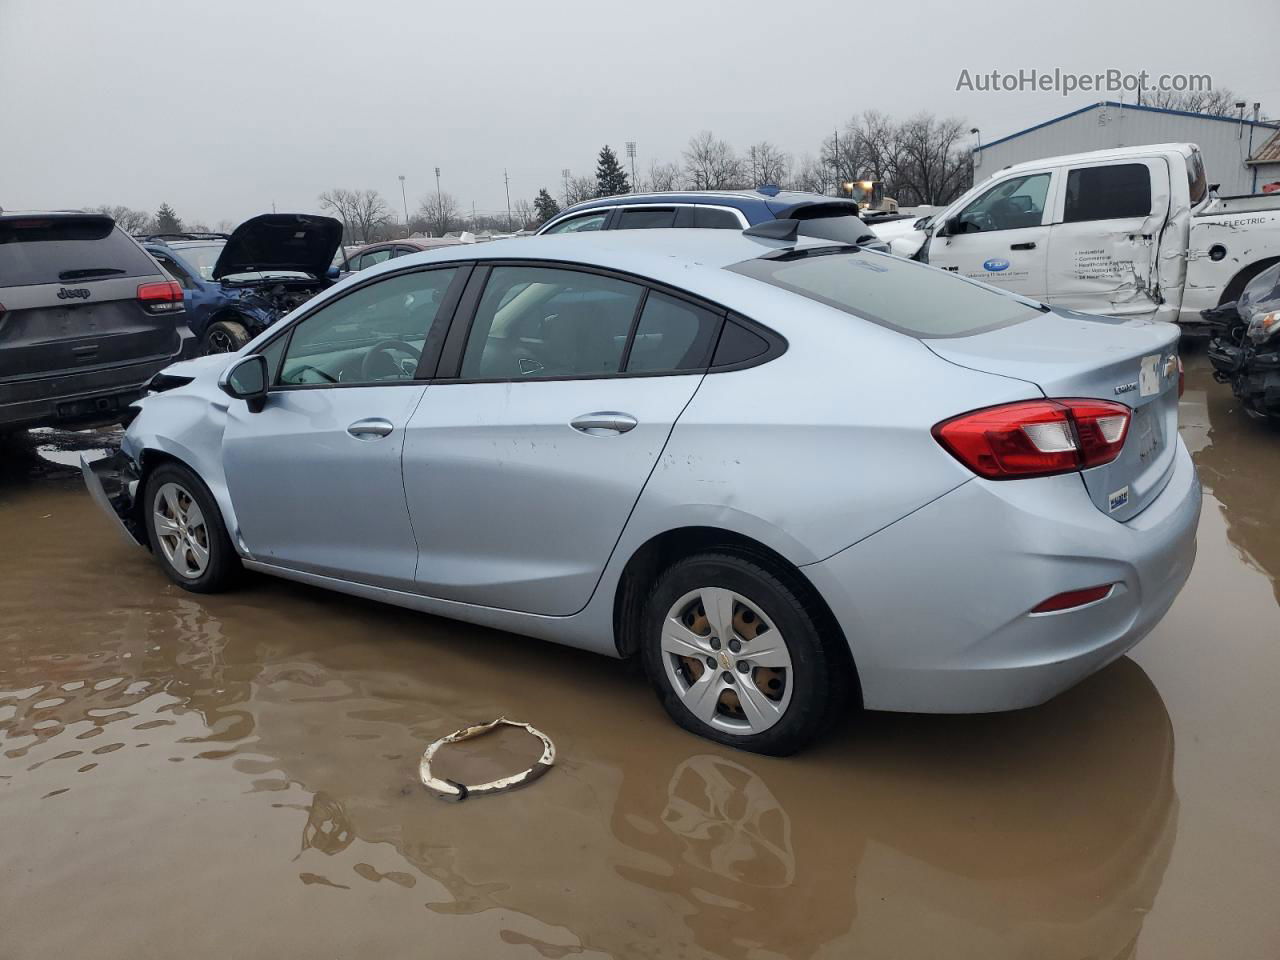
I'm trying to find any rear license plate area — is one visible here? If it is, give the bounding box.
[1131,404,1164,466]
[56,394,121,419]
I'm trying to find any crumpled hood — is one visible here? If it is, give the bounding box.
[213,213,342,280]
[153,353,230,382]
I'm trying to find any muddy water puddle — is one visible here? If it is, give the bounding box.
[1,350,1278,959]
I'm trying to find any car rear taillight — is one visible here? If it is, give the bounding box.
[933,399,1131,480]
[137,280,184,314]
[1031,584,1114,613]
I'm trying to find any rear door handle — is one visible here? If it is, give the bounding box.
[347,417,394,440]
[570,412,638,435]
[1010,241,1037,250]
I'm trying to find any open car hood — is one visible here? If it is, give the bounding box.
[213,213,343,280]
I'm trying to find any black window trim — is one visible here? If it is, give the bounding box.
[431,257,785,385]
[255,261,474,392]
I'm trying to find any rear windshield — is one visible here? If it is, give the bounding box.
[727,249,1042,338]
[0,217,157,288]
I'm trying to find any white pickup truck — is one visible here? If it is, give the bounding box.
[872,142,1280,330]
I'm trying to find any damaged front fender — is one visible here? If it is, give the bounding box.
[81,450,146,547]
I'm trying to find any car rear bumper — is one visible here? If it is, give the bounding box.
[81,450,146,547]
[0,332,194,431]
[805,437,1201,713]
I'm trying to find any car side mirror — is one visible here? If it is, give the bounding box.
[218,354,269,413]
[326,265,341,280]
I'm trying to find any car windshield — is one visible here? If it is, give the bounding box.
[727,248,1042,338]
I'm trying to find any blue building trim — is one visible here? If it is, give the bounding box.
[974,100,1280,154]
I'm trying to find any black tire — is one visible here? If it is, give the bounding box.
[200,319,250,356]
[142,462,240,593]
[640,551,852,756]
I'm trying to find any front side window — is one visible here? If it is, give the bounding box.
[625,292,720,372]
[616,208,678,230]
[357,248,395,270]
[952,173,1051,234]
[542,212,609,235]
[279,267,458,385]
[460,266,642,379]
[1063,163,1153,222]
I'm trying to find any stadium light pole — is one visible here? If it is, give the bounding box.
[398,175,409,237]
[625,141,637,192]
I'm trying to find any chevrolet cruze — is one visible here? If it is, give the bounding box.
[84,227,1200,754]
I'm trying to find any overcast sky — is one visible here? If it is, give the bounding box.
[2,0,1277,226]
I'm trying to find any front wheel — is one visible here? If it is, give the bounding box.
[640,552,851,755]
[200,319,250,356]
[143,462,240,593]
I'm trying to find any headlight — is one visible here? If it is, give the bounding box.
[1248,309,1280,345]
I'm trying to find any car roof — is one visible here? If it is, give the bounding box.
[349,228,802,304]
[555,189,840,216]
[995,141,1196,177]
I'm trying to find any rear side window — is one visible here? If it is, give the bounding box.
[1063,164,1152,222]
[712,320,770,366]
[461,266,643,379]
[625,292,720,372]
[694,207,743,229]
[728,250,1041,338]
[616,208,678,230]
[1186,149,1208,206]
[0,217,157,288]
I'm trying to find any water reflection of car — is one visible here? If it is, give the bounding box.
[337,235,476,274]
[84,229,1201,754]
[143,214,342,355]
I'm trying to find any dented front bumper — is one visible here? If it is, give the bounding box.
[81,451,146,547]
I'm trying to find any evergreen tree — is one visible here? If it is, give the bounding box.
[595,146,630,196]
[153,202,182,234]
[533,188,561,224]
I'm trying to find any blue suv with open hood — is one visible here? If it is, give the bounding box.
[143,213,342,355]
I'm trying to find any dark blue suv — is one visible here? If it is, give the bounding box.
[143,214,341,354]
[536,188,889,250]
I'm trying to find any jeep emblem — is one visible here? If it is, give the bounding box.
[57,287,91,300]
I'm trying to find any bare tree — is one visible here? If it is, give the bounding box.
[744,141,791,188]
[790,153,834,195]
[893,114,971,205]
[512,198,536,230]
[214,219,236,234]
[645,160,681,192]
[417,191,459,237]
[319,188,391,243]
[565,174,598,207]
[683,131,742,190]
[90,205,150,235]
[1142,87,1242,117]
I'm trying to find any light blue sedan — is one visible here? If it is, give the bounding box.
[84,227,1200,754]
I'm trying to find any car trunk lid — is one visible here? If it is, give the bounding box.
[924,310,1181,521]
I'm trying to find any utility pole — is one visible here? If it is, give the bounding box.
[471,202,477,230]
[562,168,571,208]
[625,141,637,192]
[504,169,512,232]
[398,175,409,237]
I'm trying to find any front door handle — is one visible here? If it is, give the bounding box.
[347,417,394,440]
[1010,241,1037,250]
[570,412,638,435]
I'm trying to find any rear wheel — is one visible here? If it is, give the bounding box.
[640,552,850,755]
[200,319,250,356]
[143,462,239,593]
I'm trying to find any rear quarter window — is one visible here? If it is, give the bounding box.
[0,217,158,288]
[727,249,1041,338]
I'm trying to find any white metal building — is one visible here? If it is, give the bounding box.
[973,101,1280,196]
